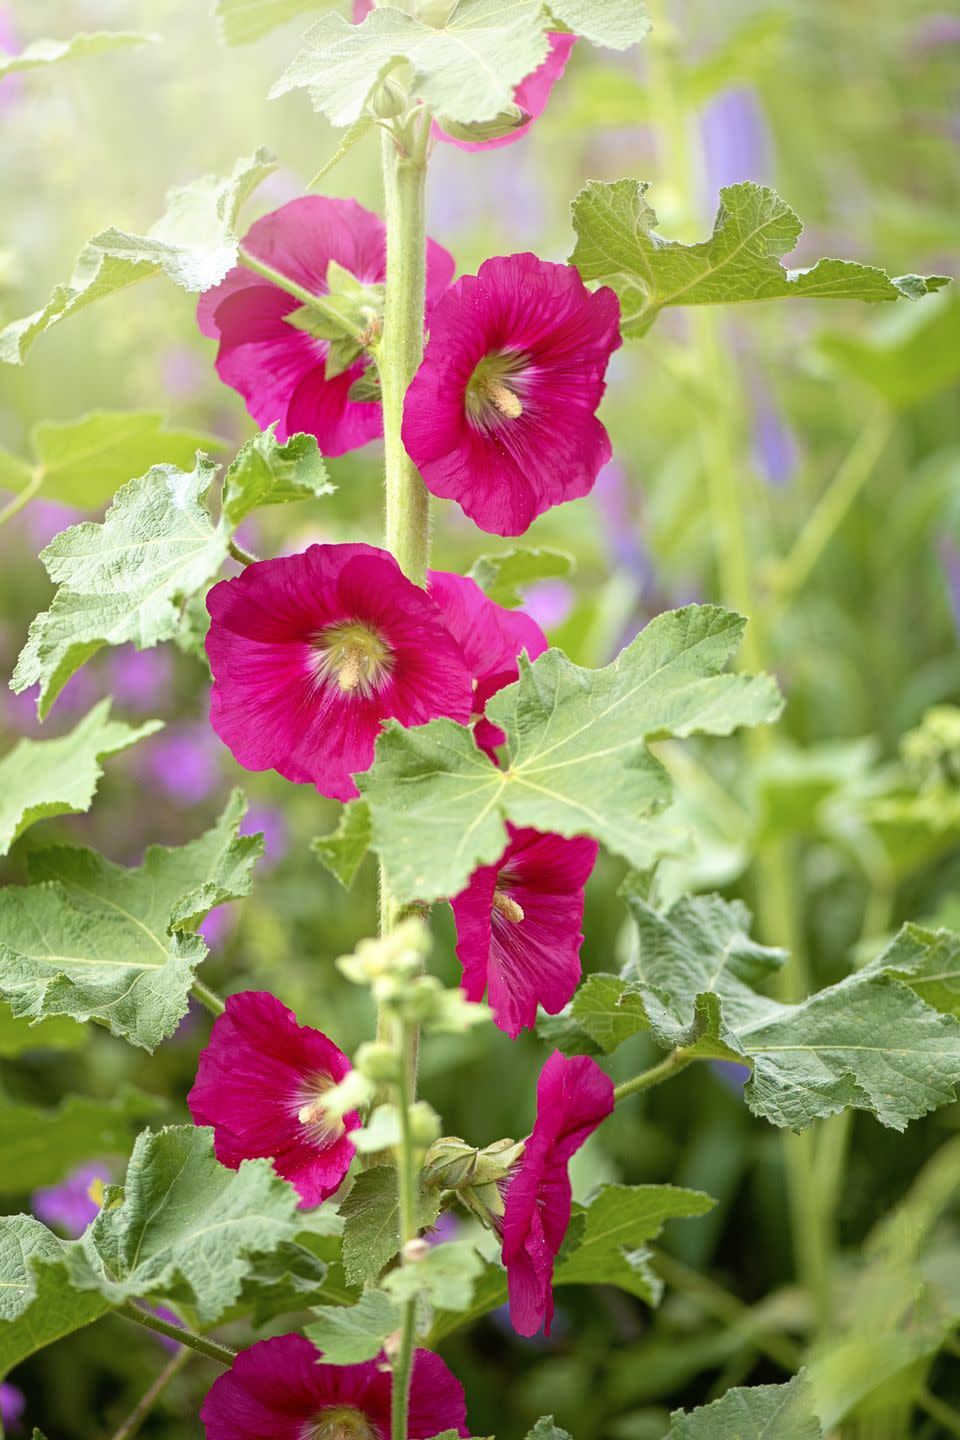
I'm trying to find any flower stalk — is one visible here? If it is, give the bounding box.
[116,1301,236,1366]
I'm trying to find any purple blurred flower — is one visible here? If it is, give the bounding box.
[429,1212,462,1246]
[429,143,546,241]
[109,646,173,711]
[522,581,574,633]
[160,344,209,401]
[749,376,799,487]
[24,499,82,550]
[143,722,222,801]
[32,1163,105,1237]
[241,804,288,867]
[593,460,654,586]
[200,904,236,948]
[938,538,960,632]
[911,13,960,49]
[699,86,774,199]
[149,1305,185,1353]
[0,6,21,110]
[711,1059,750,1093]
[0,1383,24,1431]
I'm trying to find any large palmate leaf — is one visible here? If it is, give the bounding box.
[221,427,333,527]
[549,0,650,49]
[570,180,949,339]
[271,2,550,128]
[586,895,960,1131]
[0,701,160,857]
[0,791,262,1049]
[215,0,338,45]
[0,150,276,364]
[0,1087,162,1192]
[358,606,781,904]
[0,32,155,78]
[665,1371,822,1438]
[0,412,226,509]
[63,1127,300,1325]
[0,1216,109,1380]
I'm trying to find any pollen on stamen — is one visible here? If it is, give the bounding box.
[484,378,523,419]
[314,620,395,700]
[493,890,525,923]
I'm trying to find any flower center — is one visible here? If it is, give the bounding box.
[492,889,525,923]
[306,1408,378,1440]
[465,352,527,427]
[314,621,394,700]
[297,1071,345,1147]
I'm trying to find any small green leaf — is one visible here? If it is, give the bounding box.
[0,32,156,77]
[0,700,161,857]
[305,1290,401,1364]
[525,1421,573,1440]
[271,2,550,129]
[312,801,372,890]
[549,0,650,49]
[339,1167,442,1287]
[221,428,334,527]
[0,1087,162,1193]
[570,180,950,339]
[0,791,262,1050]
[468,546,574,608]
[358,605,782,904]
[0,1216,109,1380]
[63,1126,300,1324]
[665,1370,823,1438]
[215,0,338,45]
[309,115,376,188]
[383,1242,484,1311]
[0,150,276,364]
[570,971,648,1053]
[427,1257,509,1344]
[554,1185,715,1303]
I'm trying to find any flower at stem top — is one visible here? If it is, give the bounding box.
[451,825,598,1038]
[402,253,621,535]
[205,544,475,803]
[197,196,455,457]
[188,991,359,1209]
[201,1334,469,1439]
[501,1051,614,1336]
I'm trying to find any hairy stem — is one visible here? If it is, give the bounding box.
[613,1049,693,1103]
[0,468,42,528]
[191,979,226,1017]
[109,1349,190,1440]
[116,1301,236,1366]
[390,1015,421,1440]
[237,248,367,344]
[228,537,258,566]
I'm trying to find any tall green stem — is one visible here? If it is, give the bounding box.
[116,1301,235,1366]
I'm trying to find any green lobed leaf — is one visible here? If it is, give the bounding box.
[554,1185,715,1303]
[383,1241,484,1311]
[0,1087,162,1193]
[548,0,651,49]
[270,2,550,129]
[214,0,339,45]
[0,1216,109,1380]
[427,1256,509,1345]
[619,895,960,1131]
[0,790,262,1050]
[570,180,950,339]
[467,545,575,608]
[0,411,228,508]
[0,149,276,364]
[62,1126,300,1325]
[305,1289,401,1365]
[339,1166,442,1287]
[569,971,648,1053]
[0,32,156,77]
[221,427,334,527]
[664,1370,823,1438]
[358,605,782,904]
[312,801,373,890]
[861,923,960,1019]
[0,700,161,857]
[12,455,228,717]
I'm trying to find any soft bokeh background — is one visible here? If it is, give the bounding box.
[1,0,959,1436]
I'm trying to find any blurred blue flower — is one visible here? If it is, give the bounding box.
[699,86,774,199]
[32,1163,105,1238]
[748,373,799,487]
[594,460,654,587]
[523,580,574,632]
[109,646,174,711]
[200,904,237,948]
[242,803,288,867]
[142,722,222,802]
[0,1383,24,1431]
[911,12,960,49]
[938,538,960,632]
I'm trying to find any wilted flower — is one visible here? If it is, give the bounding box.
[451,825,598,1038]
[502,1052,614,1335]
[188,991,359,1208]
[201,1334,469,1439]
[402,253,621,535]
[205,544,475,802]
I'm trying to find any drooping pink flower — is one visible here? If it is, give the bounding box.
[502,1052,614,1336]
[201,1334,469,1440]
[402,253,621,536]
[451,824,598,1038]
[205,544,474,802]
[188,991,359,1209]
[197,197,455,457]
[427,570,546,758]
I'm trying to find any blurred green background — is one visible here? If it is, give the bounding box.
[1,0,959,1436]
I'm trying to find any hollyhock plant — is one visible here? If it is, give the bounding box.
[451,824,598,1038]
[188,991,359,1208]
[427,570,546,758]
[205,543,475,802]
[502,1052,614,1336]
[197,196,455,456]
[201,1334,469,1440]
[402,253,621,535]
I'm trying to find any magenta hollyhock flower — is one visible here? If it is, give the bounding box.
[402,253,621,536]
[198,196,455,457]
[188,991,359,1209]
[201,1334,469,1440]
[427,570,546,758]
[205,544,474,802]
[502,1052,614,1336]
[451,824,598,1038]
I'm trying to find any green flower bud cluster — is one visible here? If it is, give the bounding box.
[423,1135,525,1231]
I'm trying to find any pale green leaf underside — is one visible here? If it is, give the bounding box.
[0,32,156,77]
[312,801,373,890]
[665,1371,823,1438]
[222,427,333,527]
[468,545,574,608]
[215,0,338,46]
[549,0,650,49]
[0,149,276,364]
[358,605,782,904]
[305,1289,401,1364]
[0,1216,109,1380]
[0,700,161,857]
[383,1241,484,1311]
[0,1087,161,1192]
[570,179,949,338]
[271,2,550,128]
[0,790,262,1050]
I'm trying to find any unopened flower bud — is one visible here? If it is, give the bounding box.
[382,1328,404,1364]
[401,1237,432,1264]
[370,77,407,120]
[423,1136,479,1190]
[409,1101,442,1148]
[473,1136,525,1186]
[354,1041,399,1083]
